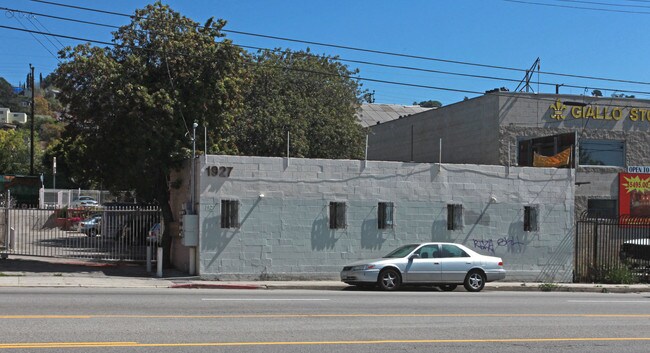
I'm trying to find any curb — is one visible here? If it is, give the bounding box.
[169,283,263,290]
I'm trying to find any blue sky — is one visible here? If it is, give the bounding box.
[2,0,649,106]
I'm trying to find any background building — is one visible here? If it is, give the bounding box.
[356,103,433,127]
[0,107,27,124]
[368,92,650,218]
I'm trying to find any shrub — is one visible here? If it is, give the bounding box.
[602,267,638,284]
[538,282,560,291]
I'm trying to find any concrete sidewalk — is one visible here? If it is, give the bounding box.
[1,255,649,293]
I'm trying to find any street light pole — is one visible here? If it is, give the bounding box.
[53,157,56,189]
[29,64,35,175]
[190,122,198,214]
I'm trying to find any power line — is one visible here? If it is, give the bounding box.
[25,15,63,55]
[4,7,536,87]
[0,6,120,29]
[0,24,114,46]
[27,0,650,87]
[503,0,650,14]
[2,23,649,111]
[32,15,65,48]
[0,23,495,97]
[557,0,650,9]
[30,0,130,18]
[4,6,650,97]
[10,14,58,60]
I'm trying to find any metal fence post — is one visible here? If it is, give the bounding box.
[592,221,598,273]
[146,245,152,272]
[156,246,163,278]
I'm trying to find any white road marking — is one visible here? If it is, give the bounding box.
[567,300,650,303]
[201,298,331,301]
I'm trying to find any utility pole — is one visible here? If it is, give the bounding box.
[190,122,198,214]
[29,64,35,175]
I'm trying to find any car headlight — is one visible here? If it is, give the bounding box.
[351,265,376,271]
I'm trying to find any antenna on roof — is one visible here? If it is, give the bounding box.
[514,57,540,93]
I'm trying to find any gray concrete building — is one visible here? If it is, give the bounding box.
[368,92,650,218]
[170,155,575,282]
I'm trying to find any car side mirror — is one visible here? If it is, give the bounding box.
[409,254,420,260]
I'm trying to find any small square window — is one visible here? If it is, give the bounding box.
[447,204,463,230]
[329,202,346,229]
[378,202,394,229]
[221,200,239,228]
[524,205,539,231]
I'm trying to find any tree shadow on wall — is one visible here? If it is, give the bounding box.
[361,218,387,250]
[431,219,450,242]
[535,228,574,283]
[311,217,338,250]
[204,198,261,268]
[203,219,238,269]
[505,220,532,254]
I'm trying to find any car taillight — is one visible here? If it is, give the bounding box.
[498,261,503,266]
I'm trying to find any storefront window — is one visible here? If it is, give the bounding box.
[517,133,575,168]
[578,139,624,167]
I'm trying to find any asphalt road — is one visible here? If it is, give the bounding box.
[1,287,650,353]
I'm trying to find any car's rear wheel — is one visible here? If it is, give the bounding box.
[88,228,98,237]
[439,284,457,292]
[463,270,486,292]
[378,268,401,291]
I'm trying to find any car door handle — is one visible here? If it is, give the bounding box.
[434,262,440,265]
[466,262,472,264]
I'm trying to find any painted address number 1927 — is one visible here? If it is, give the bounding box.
[206,166,233,177]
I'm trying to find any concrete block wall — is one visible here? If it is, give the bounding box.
[197,155,575,282]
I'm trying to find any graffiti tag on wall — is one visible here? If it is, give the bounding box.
[472,236,524,254]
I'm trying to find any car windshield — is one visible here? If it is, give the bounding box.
[383,244,419,258]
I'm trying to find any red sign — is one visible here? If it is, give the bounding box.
[619,173,650,217]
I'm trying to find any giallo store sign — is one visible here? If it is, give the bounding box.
[549,99,650,122]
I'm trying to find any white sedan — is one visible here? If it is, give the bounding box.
[340,242,506,292]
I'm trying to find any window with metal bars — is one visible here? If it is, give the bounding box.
[220,200,239,228]
[329,202,346,229]
[524,205,539,231]
[378,202,394,229]
[447,204,463,230]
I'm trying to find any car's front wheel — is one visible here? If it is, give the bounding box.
[464,270,486,292]
[378,268,401,291]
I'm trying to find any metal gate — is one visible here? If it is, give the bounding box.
[1,204,161,262]
[575,213,650,283]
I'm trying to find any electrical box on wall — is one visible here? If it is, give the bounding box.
[181,214,199,247]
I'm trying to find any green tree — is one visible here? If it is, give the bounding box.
[18,115,65,147]
[34,96,52,117]
[413,100,442,108]
[51,2,246,265]
[235,49,365,159]
[0,129,43,174]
